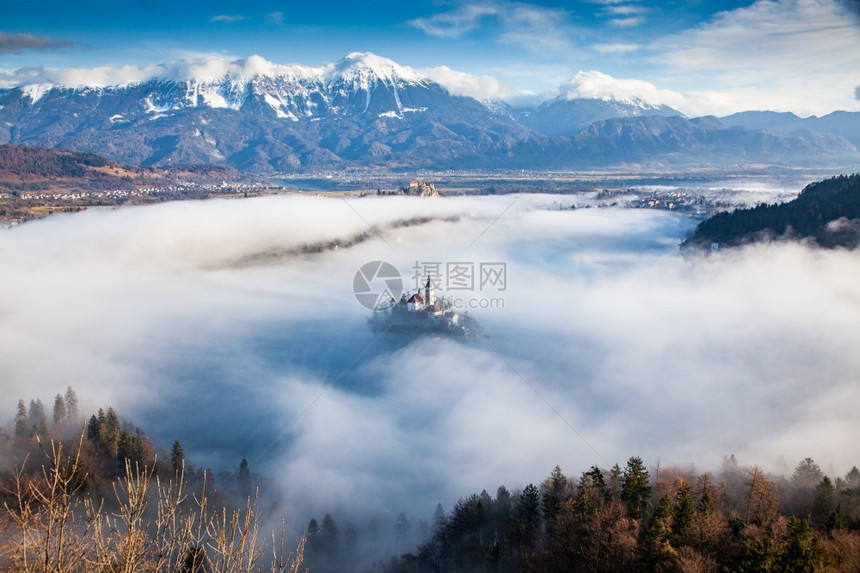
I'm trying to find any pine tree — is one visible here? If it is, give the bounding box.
[64,386,79,420]
[28,399,47,436]
[643,495,676,568]
[621,456,652,520]
[14,400,28,438]
[238,458,252,499]
[86,415,100,441]
[117,430,144,473]
[673,480,695,537]
[811,476,835,527]
[53,394,66,426]
[697,489,715,515]
[780,517,827,572]
[543,465,568,525]
[170,440,185,473]
[320,513,340,554]
[517,483,541,552]
[99,407,120,456]
[306,518,320,556]
[826,505,847,532]
[432,503,447,532]
[394,512,410,541]
[573,486,594,521]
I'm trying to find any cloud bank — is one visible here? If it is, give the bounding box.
[410,1,577,52]
[558,70,686,108]
[0,190,858,528]
[0,32,76,54]
[658,0,860,116]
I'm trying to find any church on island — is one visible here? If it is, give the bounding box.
[371,276,478,337]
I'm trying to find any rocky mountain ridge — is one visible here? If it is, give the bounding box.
[1,53,858,172]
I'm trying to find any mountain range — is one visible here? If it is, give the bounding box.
[1,52,858,172]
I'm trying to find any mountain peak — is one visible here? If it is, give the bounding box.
[559,70,681,110]
[328,52,425,86]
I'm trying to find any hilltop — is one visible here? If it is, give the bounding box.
[0,144,258,224]
[681,174,860,251]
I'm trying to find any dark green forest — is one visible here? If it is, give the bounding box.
[682,173,860,250]
[370,459,860,572]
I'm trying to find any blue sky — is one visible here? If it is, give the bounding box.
[2,0,859,116]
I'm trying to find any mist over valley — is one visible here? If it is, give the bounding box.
[1,183,858,543]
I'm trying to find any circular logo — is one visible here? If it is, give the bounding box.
[353,261,403,310]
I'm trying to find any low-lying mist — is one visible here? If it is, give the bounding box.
[1,191,858,535]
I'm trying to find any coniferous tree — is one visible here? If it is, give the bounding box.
[609,463,623,500]
[14,400,28,438]
[780,517,827,572]
[812,476,835,527]
[170,440,185,473]
[238,458,252,499]
[826,505,847,532]
[846,466,860,492]
[621,456,652,520]
[320,513,340,554]
[432,503,447,532]
[53,394,66,426]
[307,518,320,556]
[116,429,144,473]
[673,480,695,537]
[64,386,79,420]
[394,512,410,541]
[516,483,541,562]
[28,399,47,436]
[642,495,676,569]
[86,415,100,441]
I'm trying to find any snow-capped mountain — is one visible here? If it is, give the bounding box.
[0,53,857,171]
[518,96,682,137]
[14,52,432,120]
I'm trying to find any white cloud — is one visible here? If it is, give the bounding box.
[409,3,499,38]
[209,14,246,23]
[265,11,284,25]
[658,0,860,116]
[589,0,648,27]
[410,1,576,52]
[0,54,316,89]
[420,64,513,101]
[558,70,686,109]
[593,42,640,54]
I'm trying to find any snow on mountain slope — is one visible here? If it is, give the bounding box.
[3,53,430,119]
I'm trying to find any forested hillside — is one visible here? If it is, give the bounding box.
[0,389,301,572]
[4,391,859,572]
[682,173,860,250]
[0,144,113,178]
[376,460,860,572]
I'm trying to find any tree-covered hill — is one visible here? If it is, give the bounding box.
[681,173,860,251]
[0,144,114,178]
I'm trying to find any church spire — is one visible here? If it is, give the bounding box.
[425,275,435,307]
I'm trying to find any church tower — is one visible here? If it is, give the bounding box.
[425,276,436,307]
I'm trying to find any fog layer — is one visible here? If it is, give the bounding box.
[0,192,857,523]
